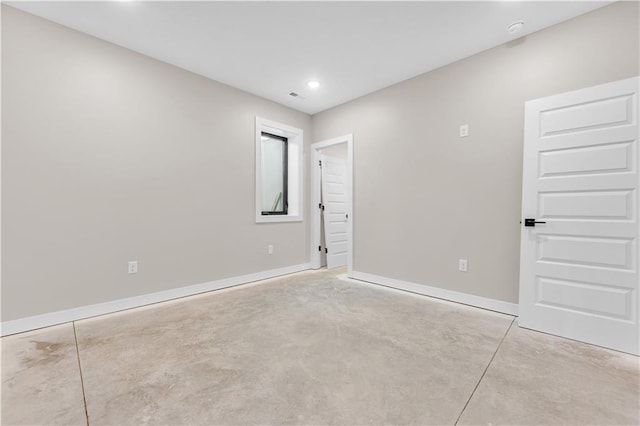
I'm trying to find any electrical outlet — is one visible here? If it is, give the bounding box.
[458,259,468,272]
[128,261,138,274]
[267,245,274,255]
[459,124,469,138]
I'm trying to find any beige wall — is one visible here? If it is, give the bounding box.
[1,6,312,321]
[319,143,348,161]
[3,2,639,322]
[312,2,639,304]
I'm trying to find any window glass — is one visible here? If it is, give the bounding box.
[260,132,288,214]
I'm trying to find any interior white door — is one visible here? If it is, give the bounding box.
[519,76,640,355]
[321,154,348,269]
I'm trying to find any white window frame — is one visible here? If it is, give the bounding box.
[255,117,303,223]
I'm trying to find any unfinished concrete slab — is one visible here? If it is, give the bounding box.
[1,323,86,425]
[3,268,638,425]
[458,321,640,425]
[74,269,512,425]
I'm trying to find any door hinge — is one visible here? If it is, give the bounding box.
[325,248,328,254]
[318,245,321,252]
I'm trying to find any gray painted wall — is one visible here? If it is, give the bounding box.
[319,144,348,161]
[312,2,639,304]
[1,6,312,321]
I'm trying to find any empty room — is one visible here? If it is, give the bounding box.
[1,1,639,425]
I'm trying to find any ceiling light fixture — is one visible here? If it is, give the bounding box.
[307,80,320,89]
[507,21,525,34]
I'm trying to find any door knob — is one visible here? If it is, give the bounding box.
[524,218,546,227]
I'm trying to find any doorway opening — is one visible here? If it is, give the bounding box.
[310,135,353,276]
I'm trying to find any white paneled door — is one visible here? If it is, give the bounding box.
[321,155,348,269]
[519,77,640,355]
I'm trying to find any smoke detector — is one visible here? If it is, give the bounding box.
[507,21,525,34]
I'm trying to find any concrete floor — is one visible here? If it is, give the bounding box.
[2,268,639,425]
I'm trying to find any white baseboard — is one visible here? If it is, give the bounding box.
[1,263,311,336]
[350,271,519,316]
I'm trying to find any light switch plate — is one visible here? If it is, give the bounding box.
[459,124,469,138]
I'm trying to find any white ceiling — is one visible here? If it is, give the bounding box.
[8,1,611,114]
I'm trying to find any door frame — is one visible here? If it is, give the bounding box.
[310,134,354,275]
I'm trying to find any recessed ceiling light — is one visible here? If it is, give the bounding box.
[307,80,320,89]
[507,21,525,34]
